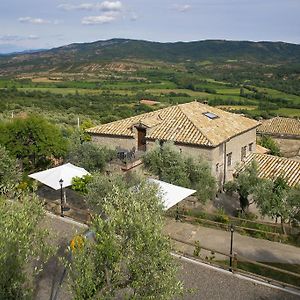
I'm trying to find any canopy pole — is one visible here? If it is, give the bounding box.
[59,179,64,217]
[176,204,180,221]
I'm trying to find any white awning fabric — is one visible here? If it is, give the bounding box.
[147,178,196,210]
[29,163,90,190]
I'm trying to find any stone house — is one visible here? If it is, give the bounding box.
[257,117,300,160]
[86,101,259,186]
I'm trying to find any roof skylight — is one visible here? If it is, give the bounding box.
[203,112,219,119]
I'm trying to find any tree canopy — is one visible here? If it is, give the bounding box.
[224,161,260,210]
[66,132,115,172]
[0,145,21,196]
[258,135,281,156]
[0,194,52,299]
[143,142,216,203]
[67,174,182,299]
[0,115,67,172]
[252,177,300,227]
[227,162,300,226]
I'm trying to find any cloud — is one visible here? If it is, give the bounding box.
[18,17,50,24]
[58,3,94,11]
[58,1,122,12]
[100,1,122,11]
[81,12,117,24]
[174,4,191,12]
[0,34,39,42]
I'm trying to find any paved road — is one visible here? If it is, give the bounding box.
[164,218,300,264]
[176,256,299,300]
[34,213,87,300]
[33,213,300,300]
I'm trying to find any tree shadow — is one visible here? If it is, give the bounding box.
[213,192,241,216]
[33,240,70,300]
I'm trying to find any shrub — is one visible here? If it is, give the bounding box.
[72,174,93,194]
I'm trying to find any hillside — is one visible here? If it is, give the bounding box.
[0,39,300,76]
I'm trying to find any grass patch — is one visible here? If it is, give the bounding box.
[270,108,300,117]
[145,88,211,97]
[17,87,103,95]
[216,88,241,95]
[255,87,300,103]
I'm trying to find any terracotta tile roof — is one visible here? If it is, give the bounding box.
[140,99,160,106]
[86,101,259,147]
[257,117,300,137]
[240,153,300,187]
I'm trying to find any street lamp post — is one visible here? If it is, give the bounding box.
[229,224,234,272]
[59,179,64,217]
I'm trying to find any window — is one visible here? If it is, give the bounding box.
[249,142,253,152]
[203,112,219,120]
[241,146,247,160]
[227,152,232,166]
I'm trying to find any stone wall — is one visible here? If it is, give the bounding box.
[91,134,136,150]
[273,137,300,160]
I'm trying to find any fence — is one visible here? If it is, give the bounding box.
[165,209,299,244]
[43,199,300,290]
[170,235,300,290]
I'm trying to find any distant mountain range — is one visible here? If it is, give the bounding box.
[0,39,299,75]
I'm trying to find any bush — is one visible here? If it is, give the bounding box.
[214,209,229,223]
[72,174,93,194]
[67,139,116,172]
[238,211,258,221]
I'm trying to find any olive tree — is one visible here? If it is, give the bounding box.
[258,135,281,156]
[67,174,183,300]
[0,115,67,172]
[0,194,52,299]
[0,145,21,196]
[67,140,115,172]
[143,142,216,203]
[224,161,260,210]
[252,178,300,232]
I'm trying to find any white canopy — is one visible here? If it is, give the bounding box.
[147,178,196,210]
[29,163,90,190]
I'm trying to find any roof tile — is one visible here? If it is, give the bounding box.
[86,102,259,147]
[257,117,300,137]
[240,153,300,187]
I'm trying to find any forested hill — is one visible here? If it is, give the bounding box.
[0,39,300,75]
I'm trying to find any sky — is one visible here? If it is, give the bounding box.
[0,0,299,53]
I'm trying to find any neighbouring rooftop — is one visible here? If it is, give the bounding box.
[240,153,300,187]
[86,101,259,147]
[139,99,160,106]
[257,117,300,137]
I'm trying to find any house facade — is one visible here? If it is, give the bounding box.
[257,117,300,160]
[86,101,259,186]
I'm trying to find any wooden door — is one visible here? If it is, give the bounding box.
[137,128,146,151]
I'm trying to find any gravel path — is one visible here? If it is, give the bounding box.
[164,218,300,264]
